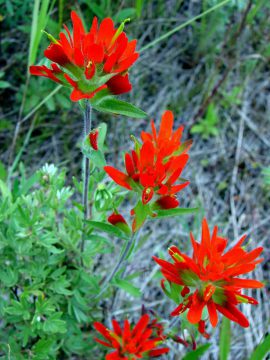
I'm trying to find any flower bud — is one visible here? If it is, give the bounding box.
[108,212,131,235]
[94,184,113,211]
[89,129,99,151]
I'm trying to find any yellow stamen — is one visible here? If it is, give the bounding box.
[87,60,92,68]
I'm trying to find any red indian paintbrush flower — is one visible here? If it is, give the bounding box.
[29,11,139,101]
[153,218,264,336]
[104,110,191,210]
[94,314,169,359]
[141,110,192,160]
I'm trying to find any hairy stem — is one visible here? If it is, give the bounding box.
[80,101,92,257]
[95,232,138,299]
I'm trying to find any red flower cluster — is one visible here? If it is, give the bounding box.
[94,314,169,359]
[154,219,263,336]
[30,12,139,101]
[105,110,191,210]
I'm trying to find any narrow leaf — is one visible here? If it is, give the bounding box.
[182,344,211,360]
[113,278,141,297]
[92,97,148,119]
[249,334,270,360]
[87,220,129,240]
[154,207,198,218]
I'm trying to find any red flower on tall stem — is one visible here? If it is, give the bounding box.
[153,219,264,335]
[30,12,139,101]
[94,314,169,359]
[104,111,191,209]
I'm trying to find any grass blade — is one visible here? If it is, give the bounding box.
[249,334,270,360]
[140,0,232,52]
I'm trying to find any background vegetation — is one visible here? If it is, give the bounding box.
[0,0,269,359]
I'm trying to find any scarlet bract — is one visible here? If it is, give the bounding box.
[153,218,264,336]
[94,314,169,359]
[104,110,192,214]
[29,11,139,101]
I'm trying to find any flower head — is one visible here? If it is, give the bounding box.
[94,314,169,359]
[104,111,191,210]
[141,110,191,160]
[30,12,139,101]
[153,218,264,334]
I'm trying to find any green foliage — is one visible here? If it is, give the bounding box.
[153,207,199,218]
[1,0,269,358]
[221,86,242,108]
[112,277,141,297]
[91,95,148,119]
[182,344,211,359]
[249,334,270,360]
[191,103,219,139]
[0,71,11,89]
[0,164,106,359]
[28,0,56,67]
[262,167,270,189]
[86,220,129,240]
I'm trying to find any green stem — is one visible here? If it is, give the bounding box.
[95,231,137,299]
[80,101,92,257]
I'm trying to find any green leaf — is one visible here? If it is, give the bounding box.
[43,313,67,334]
[249,334,270,360]
[88,3,106,19]
[114,8,137,23]
[92,96,148,119]
[82,145,106,168]
[170,283,183,304]
[206,103,218,125]
[0,267,18,287]
[19,173,39,195]
[0,179,12,199]
[32,338,55,358]
[136,0,143,17]
[133,201,152,231]
[219,317,231,360]
[154,207,198,218]
[87,220,129,240]
[5,300,30,320]
[0,161,7,180]
[49,276,72,295]
[191,124,204,134]
[113,278,141,297]
[182,344,211,360]
[0,80,11,89]
[97,122,107,151]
